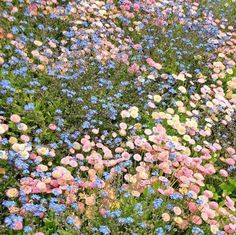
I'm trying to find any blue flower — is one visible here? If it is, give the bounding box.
[153,198,163,209]
[192,226,204,235]
[2,200,16,208]
[170,193,183,200]
[66,217,75,225]
[140,222,147,228]
[24,103,35,111]
[99,226,111,234]
[23,226,32,233]
[155,227,165,235]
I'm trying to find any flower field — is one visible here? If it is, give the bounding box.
[0,0,236,234]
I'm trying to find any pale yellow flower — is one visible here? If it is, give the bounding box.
[153,95,162,103]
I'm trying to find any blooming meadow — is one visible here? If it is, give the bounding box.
[0,0,236,234]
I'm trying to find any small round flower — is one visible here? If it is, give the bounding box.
[219,169,228,177]
[210,225,219,234]
[99,226,111,235]
[119,122,127,129]
[6,188,19,198]
[85,195,96,206]
[153,95,162,103]
[0,57,4,65]
[173,206,182,215]
[17,123,28,131]
[9,137,18,144]
[10,114,21,123]
[133,154,142,161]
[0,124,9,134]
[130,108,139,118]
[162,213,170,222]
[13,221,23,231]
[178,86,187,94]
[48,124,57,130]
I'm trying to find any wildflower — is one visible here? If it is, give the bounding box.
[155,227,165,235]
[6,188,19,198]
[153,198,163,209]
[85,195,96,206]
[10,114,21,123]
[24,103,35,111]
[153,95,162,103]
[162,213,170,222]
[99,226,111,235]
[23,226,32,233]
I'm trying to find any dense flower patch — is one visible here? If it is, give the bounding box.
[0,0,236,234]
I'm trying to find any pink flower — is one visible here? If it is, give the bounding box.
[20,135,30,142]
[213,143,221,150]
[119,122,127,129]
[99,208,107,217]
[158,162,172,174]
[122,152,130,160]
[146,58,162,70]
[226,147,235,155]
[50,180,59,188]
[224,224,236,234]
[69,160,78,168]
[203,190,213,198]
[189,184,200,194]
[188,202,198,213]
[61,156,70,165]
[10,114,21,123]
[192,215,202,225]
[128,63,140,74]
[122,4,130,11]
[225,158,235,165]
[203,163,216,175]
[85,195,96,206]
[13,221,23,231]
[36,164,48,172]
[158,187,174,196]
[133,154,142,161]
[225,196,235,211]
[115,147,124,153]
[219,169,228,177]
[48,123,57,130]
[173,206,182,215]
[133,3,140,11]
[76,154,84,160]
[83,144,91,152]
[126,12,134,19]
[21,185,32,194]
[30,153,37,160]
[209,202,219,210]
[133,44,142,50]
[205,208,216,219]
[148,102,156,108]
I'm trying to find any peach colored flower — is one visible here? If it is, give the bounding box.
[162,213,170,222]
[48,123,57,130]
[6,188,19,198]
[10,114,21,123]
[85,195,96,206]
